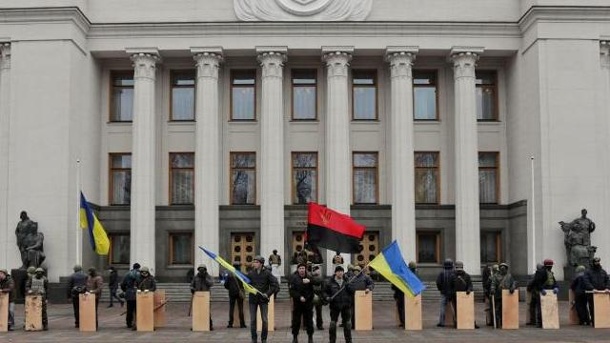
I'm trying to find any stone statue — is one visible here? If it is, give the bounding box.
[15,211,46,269]
[559,209,597,267]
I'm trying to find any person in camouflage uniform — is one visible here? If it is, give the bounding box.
[190,264,214,330]
[489,263,517,328]
[26,268,48,330]
[530,259,558,328]
[0,269,16,330]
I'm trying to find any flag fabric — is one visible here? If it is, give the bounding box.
[369,241,426,297]
[198,246,258,295]
[79,192,110,255]
[306,202,366,254]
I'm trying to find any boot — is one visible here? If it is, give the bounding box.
[291,336,298,343]
[307,335,313,343]
[329,321,337,343]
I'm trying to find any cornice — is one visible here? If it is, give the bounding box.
[519,6,610,34]
[0,7,90,36]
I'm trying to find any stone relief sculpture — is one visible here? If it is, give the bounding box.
[15,211,46,269]
[234,0,372,21]
[559,208,597,267]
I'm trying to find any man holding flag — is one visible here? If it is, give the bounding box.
[247,255,279,343]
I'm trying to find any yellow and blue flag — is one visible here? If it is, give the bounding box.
[199,246,258,295]
[369,240,425,296]
[80,192,110,255]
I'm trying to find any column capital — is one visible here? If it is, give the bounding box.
[127,48,160,80]
[385,46,418,78]
[601,41,610,69]
[322,47,353,78]
[0,43,11,70]
[192,47,224,79]
[450,47,483,79]
[256,47,287,79]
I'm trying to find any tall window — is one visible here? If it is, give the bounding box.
[109,153,131,205]
[353,152,378,204]
[479,152,499,204]
[170,153,194,205]
[480,231,501,263]
[110,72,134,122]
[413,70,438,120]
[230,152,256,205]
[352,70,377,120]
[476,71,498,121]
[171,70,195,121]
[414,152,440,204]
[169,232,193,265]
[108,233,130,265]
[231,70,256,120]
[416,231,440,263]
[292,70,317,120]
[292,152,318,204]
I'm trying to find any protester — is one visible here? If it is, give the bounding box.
[325,265,353,343]
[191,264,214,330]
[107,266,124,308]
[225,262,247,328]
[120,262,141,329]
[289,263,316,343]
[0,269,15,331]
[67,264,87,328]
[247,255,279,343]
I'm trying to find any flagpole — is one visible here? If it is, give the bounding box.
[76,159,81,266]
[530,156,536,274]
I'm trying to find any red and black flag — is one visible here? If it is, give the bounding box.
[306,202,366,254]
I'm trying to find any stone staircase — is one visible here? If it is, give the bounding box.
[152,281,485,303]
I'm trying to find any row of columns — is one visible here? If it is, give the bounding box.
[0,43,10,266]
[125,45,486,275]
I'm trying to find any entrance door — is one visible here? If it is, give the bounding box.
[230,232,255,273]
[353,231,379,268]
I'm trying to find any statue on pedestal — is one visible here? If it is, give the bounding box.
[559,209,597,268]
[15,211,46,269]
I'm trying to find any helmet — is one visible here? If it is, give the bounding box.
[593,257,601,263]
[73,264,82,272]
[353,265,362,272]
[132,263,141,270]
[253,255,265,264]
[27,266,35,274]
[408,261,417,270]
[443,258,454,268]
[575,265,586,273]
[88,267,96,273]
[35,268,44,274]
[140,267,150,273]
[197,264,207,271]
[499,263,509,269]
[454,261,464,269]
[0,269,7,276]
[543,259,554,266]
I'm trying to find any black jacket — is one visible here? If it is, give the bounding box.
[190,271,213,293]
[247,267,279,304]
[571,272,588,296]
[531,267,558,292]
[289,271,316,304]
[449,270,473,298]
[350,273,374,291]
[325,276,354,310]
[109,270,119,289]
[224,273,244,298]
[67,271,87,298]
[584,266,610,291]
[436,267,454,296]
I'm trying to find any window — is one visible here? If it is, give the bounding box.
[476,71,498,121]
[169,232,193,265]
[414,152,439,204]
[292,152,318,204]
[352,70,377,120]
[171,70,195,121]
[416,231,440,263]
[230,152,256,205]
[292,69,317,120]
[170,153,195,205]
[353,152,378,204]
[109,233,130,265]
[413,70,438,120]
[110,72,134,122]
[479,152,499,204]
[109,153,131,205]
[480,231,501,263]
[231,70,256,120]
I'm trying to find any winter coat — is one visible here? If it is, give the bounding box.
[289,271,316,304]
[247,267,279,304]
[325,276,353,310]
[190,272,213,293]
[584,266,610,291]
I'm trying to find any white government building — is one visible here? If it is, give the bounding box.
[0,0,610,284]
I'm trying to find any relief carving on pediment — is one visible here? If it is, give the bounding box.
[234,0,372,21]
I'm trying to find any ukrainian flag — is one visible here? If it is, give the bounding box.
[199,246,258,295]
[80,192,110,255]
[369,241,425,296]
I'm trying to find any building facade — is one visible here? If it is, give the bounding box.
[1,0,609,282]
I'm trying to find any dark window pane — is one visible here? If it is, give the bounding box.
[110,234,130,265]
[171,234,192,264]
[231,152,256,205]
[111,88,133,122]
[417,233,438,263]
[110,154,131,205]
[170,153,194,205]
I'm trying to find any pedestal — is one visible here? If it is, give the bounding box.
[593,292,610,328]
[0,292,8,332]
[136,291,155,332]
[10,269,27,303]
[24,295,42,331]
[405,294,422,331]
[154,290,166,328]
[256,295,274,332]
[568,289,578,325]
[540,293,559,329]
[192,291,210,331]
[456,291,474,329]
[501,289,518,329]
[354,290,372,331]
[79,293,96,332]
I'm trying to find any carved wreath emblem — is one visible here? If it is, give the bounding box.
[275,0,333,15]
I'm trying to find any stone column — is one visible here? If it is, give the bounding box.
[322,47,353,272]
[192,48,223,276]
[386,47,418,262]
[127,49,160,273]
[0,43,10,265]
[450,47,484,275]
[257,47,287,275]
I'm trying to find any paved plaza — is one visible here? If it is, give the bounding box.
[2,299,610,343]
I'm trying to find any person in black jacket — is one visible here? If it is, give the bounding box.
[120,263,141,329]
[67,264,87,328]
[247,255,279,343]
[107,266,124,308]
[289,263,316,343]
[530,259,558,328]
[311,264,326,330]
[325,265,353,343]
[191,264,214,330]
[435,258,454,327]
[449,261,478,328]
[584,257,610,326]
[225,262,247,328]
[570,265,590,325]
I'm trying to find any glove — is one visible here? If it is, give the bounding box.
[541,289,547,296]
[465,290,471,295]
[509,286,515,294]
[553,287,558,294]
